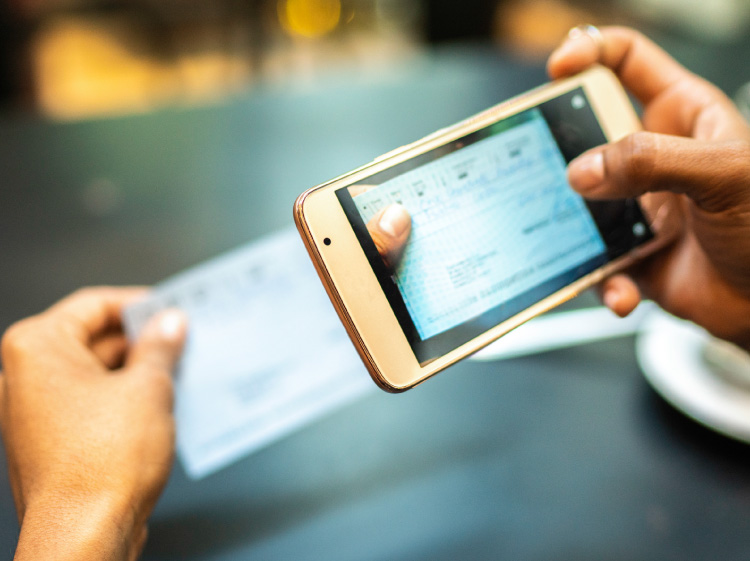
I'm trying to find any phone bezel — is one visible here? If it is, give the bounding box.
[295,66,666,392]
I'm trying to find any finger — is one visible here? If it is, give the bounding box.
[125,308,188,379]
[548,26,695,106]
[567,133,750,213]
[90,332,129,369]
[599,274,641,317]
[366,204,412,270]
[45,287,148,343]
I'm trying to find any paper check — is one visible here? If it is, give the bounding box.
[124,228,372,479]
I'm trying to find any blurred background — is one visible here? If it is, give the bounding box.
[1,0,749,120]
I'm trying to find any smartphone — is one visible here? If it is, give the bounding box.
[294,66,674,392]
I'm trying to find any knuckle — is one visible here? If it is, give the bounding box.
[615,133,657,191]
[608,25,646,54]
[612,25,642,43]
[722,139,750,205]
[726,139,750,173]
[732,139,750,167]
[63,285,119,308]
[689,139,750,212]
[1,317,42,362]
[67,286,101,303]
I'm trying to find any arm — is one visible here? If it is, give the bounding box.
[0,287,187,561]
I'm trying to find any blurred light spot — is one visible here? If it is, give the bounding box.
[278,0,341,38]
[495,0,591,59]
[81,178,123,217]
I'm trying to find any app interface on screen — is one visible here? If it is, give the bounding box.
[350,108,606,341]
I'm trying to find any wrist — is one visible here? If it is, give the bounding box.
[15,491,141,561]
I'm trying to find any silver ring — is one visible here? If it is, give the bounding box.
[568,24,605,60]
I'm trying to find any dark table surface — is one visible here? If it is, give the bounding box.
[1,37,750,560]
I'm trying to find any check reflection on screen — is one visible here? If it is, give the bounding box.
[352,109,606,340]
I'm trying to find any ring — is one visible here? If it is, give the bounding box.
[568,24,605,60]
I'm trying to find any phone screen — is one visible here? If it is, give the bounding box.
[336,88,652,364]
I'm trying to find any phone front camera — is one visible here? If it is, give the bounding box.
[324,238,332,246]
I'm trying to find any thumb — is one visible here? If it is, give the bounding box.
[126,309,188,375]
[567,132,750,213]
[366,204,412,270]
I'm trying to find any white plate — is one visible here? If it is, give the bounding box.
[470,303,654,361]
[636,309,750,442]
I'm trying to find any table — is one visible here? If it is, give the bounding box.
[1,41,750,560]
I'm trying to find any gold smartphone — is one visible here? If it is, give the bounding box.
[294,66,674,393]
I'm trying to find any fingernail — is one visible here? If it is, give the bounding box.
[378,204,410,237]
[568,151,605,192]
[156,309,187,340]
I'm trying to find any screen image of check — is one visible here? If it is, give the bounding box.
[352,109,606,340]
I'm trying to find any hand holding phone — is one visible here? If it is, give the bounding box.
[550,27,750,351]
[295,66,677,392]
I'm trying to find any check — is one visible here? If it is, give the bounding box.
[124,228,372,479]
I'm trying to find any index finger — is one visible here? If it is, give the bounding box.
[547,26,695,106]
[45,286,149,343]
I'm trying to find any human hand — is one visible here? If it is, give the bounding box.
[548,26,750,350]
[0,287,187,561]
